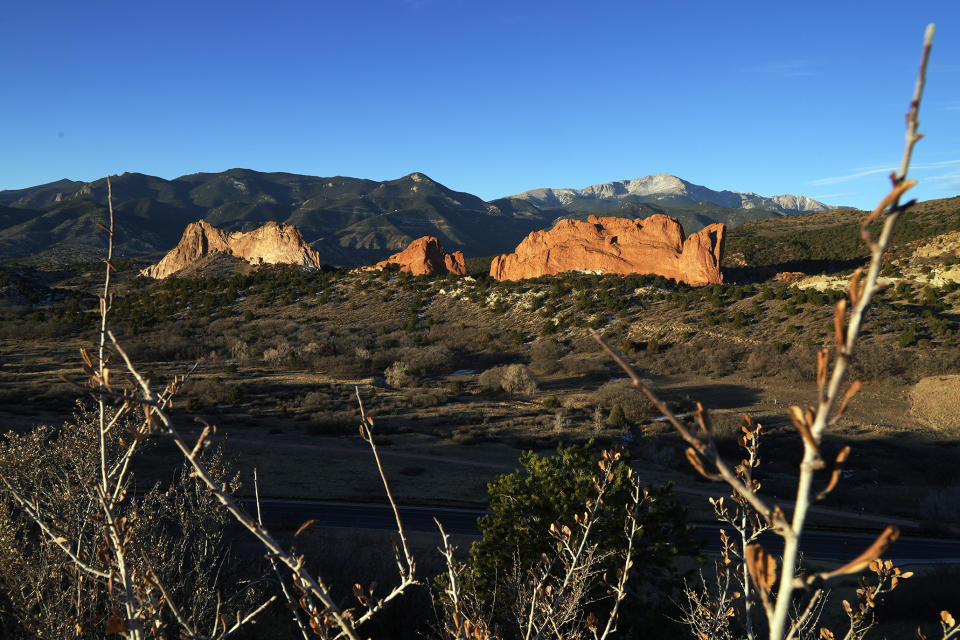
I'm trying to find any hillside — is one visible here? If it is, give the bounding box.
[0,170,554,266]
[724,196,960,275]
[0,170,832,268]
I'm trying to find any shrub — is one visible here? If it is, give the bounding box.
[306,411,356,435]
[0,406,250,639]
[541,395,560,409]
[464,443,700,638]
[384,361,414,388]
[529,338,568,374]
[407,390,447,408]
[397,344,455,376]
[558,354,609,379]
[478,364,538,395]
[594,379,657,421]
[607,403,626,427]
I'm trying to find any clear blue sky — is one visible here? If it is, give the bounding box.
[1,0,957,210]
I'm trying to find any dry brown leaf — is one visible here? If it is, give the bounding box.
[833,381,862,423]
[294,519,316,537]
[685,447,722,481]
[823,526,900,579]
[586,611,598,632]
[817,348,829,395]
[834,299,847,352]
[105,617,129,634]
[744,544,777,593]
[862,179,917,227]
[850,269,863,306]
[816,445,851,500]
[695,402,712,434]
[942,610,956,628]
[789,405,819,455]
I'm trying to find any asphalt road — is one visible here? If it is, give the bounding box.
[242,499,960,564]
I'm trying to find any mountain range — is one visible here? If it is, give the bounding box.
[0,169,832,266]
[510,174,828,214]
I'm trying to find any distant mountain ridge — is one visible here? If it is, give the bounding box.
[0,169,832,267]
[510,174,830,215]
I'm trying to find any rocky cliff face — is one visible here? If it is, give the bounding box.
[375,236,466,276]
[511,174,830,214]
[489,214,724,286]
[141,220,323,279]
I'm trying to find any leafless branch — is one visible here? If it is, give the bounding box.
[595,26,936,640]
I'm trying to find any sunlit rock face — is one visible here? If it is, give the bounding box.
[375,236,466,276]
[489,214,725,286]
[141,220,323,279]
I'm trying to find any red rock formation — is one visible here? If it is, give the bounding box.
[489,214,724,286]
[375,236,466,276]
[141,220,323,279]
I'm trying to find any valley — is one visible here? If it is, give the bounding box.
[3,206,960,535]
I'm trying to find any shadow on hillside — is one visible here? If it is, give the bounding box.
[662,382,762,410]
[723,257,868,284]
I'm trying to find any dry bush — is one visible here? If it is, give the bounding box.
[229,339,253,365]
[848,342,910,382]
[123,331,201,362]
[529,338,569,373]
[478,363,538,395]
[396,344,455,376]
[385,360,415,388]
[181,377,241,408]
[650,337,743,377]
[299,390,334,411]
[262,339,295,365]
[427,322,491,352]
[743,343,787,377]
[451,426,485,444]
[0,404,256,639]
[558,354,609,379]
[314,353,372,378]
[407,389,447,408]
[306,410,356,435]
[593,378,657,422]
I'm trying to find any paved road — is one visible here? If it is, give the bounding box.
[243,499,960,564]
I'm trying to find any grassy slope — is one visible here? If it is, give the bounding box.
[725,196,960,270]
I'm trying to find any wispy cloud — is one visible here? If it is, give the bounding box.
[811,160,960,186]
[741,60,817,77]
[925,171,960,190]
[810,167,893,186]
[918,159,960,166]
[946,105,960,111]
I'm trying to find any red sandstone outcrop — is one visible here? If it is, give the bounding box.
[375,236,466,276]
[489,214,724,286]
[141,220,323,279]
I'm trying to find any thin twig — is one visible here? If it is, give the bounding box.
[0,475,111,581]
[768,25,934,640]
[591,332,785,532]
[255,469,311,640]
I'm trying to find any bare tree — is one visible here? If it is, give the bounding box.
[0,178,273,640]
[594,23,938,640]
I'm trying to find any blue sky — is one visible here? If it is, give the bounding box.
[1,0,957,210]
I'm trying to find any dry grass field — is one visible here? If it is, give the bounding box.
[2,256,958,535]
